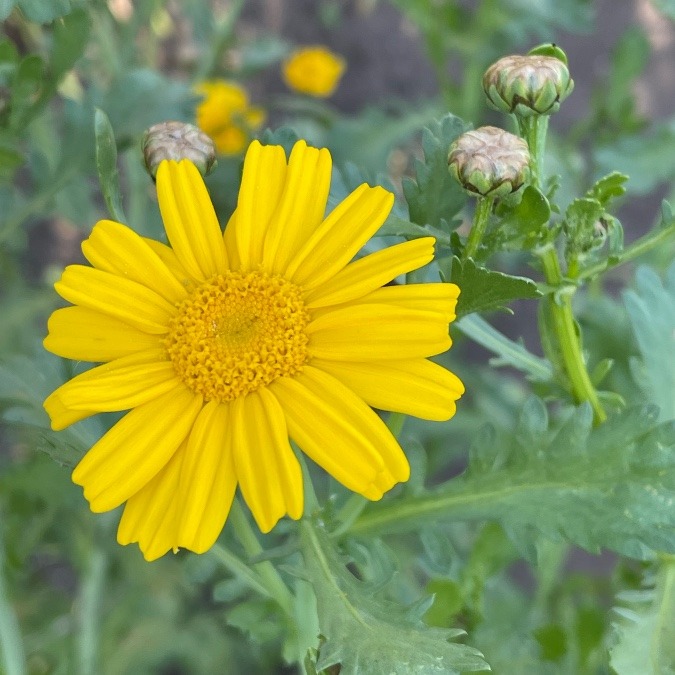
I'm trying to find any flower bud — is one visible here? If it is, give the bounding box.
[142,121,217,178]
[448,126,530,198]
[482,54,574,117]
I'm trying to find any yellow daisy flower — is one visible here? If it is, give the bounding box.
[194,80,265,155]
[43,140,464,561]
[282,46,346,98]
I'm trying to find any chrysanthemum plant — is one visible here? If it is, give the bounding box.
[2,36,675,673]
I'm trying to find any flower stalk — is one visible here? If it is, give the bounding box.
[517,114,549,190]
[463,195,495,260]
[537,243,606,424]
[228,499,294,617]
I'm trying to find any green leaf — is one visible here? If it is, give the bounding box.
[16,0,71,23]
[455,313,553,382]
[94,108,126,223]
[9,54,44,131]
[50,8,90,80]
[585,171,628,206]
[609,559,675,675]
[403,114,469,229]
[301,521,489,674]
[492,185,551,249]
[352,401,675,560]
[260,126,300,156]
[623,263,675,421]
[449,257,541,317]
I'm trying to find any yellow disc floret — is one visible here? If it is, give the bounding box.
[165,270,310,401]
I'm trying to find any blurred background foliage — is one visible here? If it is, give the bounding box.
[0,0,674,673]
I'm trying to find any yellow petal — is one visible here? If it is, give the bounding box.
[117,442,185,561]
[45,350,179,430]
[305,237,436,308]
[72,385,202,512]
[231,389,303,533]
[156,160,228,279]
[312,358,465,421]
[261,140,332,274]
[350,283,459,320]
[42,392,95,431]
[55,265,175,334]
[270,366,409,499]
[307,304,451,360]
[82,220,188,304]
[223,210,241,271]
[228,141,288,269]
[142,237,196,286]
[285,184,393,288]
[176,400,237,552]
[44,306,161,362]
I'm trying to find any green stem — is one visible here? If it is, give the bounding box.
[518,115,549,189]
[210,544,271,599]
[0,518,27,675]
[228,499,294,617]
[578,218,675,281]
[75,547,106,675]
[538,244,606,424]
[463,195,494,261]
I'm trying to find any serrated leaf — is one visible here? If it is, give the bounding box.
[609,560,675,674]
[585,171,628,206]
[623,263,675,421]
[403,114,469,229]
[302,522,488,674]
[353,401,675,560]
[9,54,44,131]
[449,257,541,317]
[493,185,551,249]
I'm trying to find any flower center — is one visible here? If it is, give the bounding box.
[164,270,310,402]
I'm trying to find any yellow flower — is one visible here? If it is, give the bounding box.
[43,140,464,561]
[282,46,345,98]
[194,80,265,155]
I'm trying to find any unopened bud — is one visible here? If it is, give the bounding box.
[448,126,530,198]
[142,121,216,178]
[483,54,574,117]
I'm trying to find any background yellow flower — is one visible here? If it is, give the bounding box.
[194,80,265,155]
[282,46,346,98]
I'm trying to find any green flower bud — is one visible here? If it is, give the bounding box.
[482,54,574,117]
[142,121,217,178]
[448,126,530,198]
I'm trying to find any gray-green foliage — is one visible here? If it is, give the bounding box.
[624,263,675,421]
[301,522,489,674]
[353,399,675,560]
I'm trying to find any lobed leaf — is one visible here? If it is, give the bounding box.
[352,400,675,560]
[403,114,469,230]
[302,522,488,674]
[448,257,541,317]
